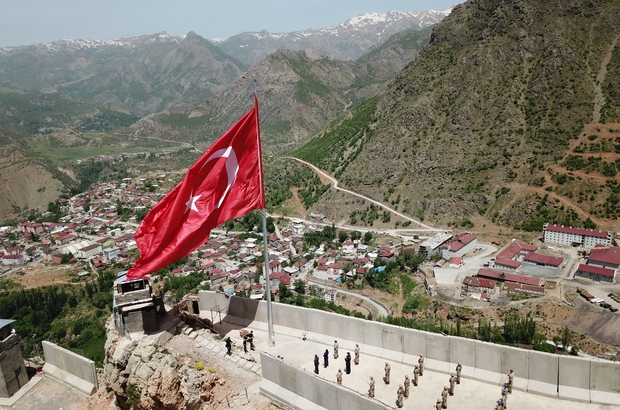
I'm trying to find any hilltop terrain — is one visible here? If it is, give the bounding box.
[295,0,620,232]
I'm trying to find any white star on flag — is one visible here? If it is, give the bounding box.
[185,193,201,213]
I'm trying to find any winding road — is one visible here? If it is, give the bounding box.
[288,157,442,232]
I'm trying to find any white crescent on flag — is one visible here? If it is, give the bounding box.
[199,146,239,211]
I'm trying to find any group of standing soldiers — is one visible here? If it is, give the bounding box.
[314,340,361,380]
[224,330,255,356]
[385,354,425,408]
[431,363,461,409]
[494,369,513,410]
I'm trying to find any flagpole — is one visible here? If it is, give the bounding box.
[255,78,275,347]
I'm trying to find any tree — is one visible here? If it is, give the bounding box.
[363,231,372,244]
[278,281,291,301]
[561,326,572,350]
[293,279,306,295]
[338,230,349,243]
[254,267,261,284]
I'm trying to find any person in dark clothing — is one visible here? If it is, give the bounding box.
[247,331,255,350]
[225,337,233,355]
[323,349,329,368]
[344,352,352,374]
[243,337,248,353]
[314,354,320,374]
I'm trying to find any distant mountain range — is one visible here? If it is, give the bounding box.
[0,10,442,222]
[212,10,450,65]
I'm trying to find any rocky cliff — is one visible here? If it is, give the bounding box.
[102,310,267,410]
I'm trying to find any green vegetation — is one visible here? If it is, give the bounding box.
[263,157,329,210]
[514,193,594,231]
[0,269,117,365]
[293,97,378,178]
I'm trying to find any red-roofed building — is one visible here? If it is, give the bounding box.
[441,233,477,259]
[588,247,620,271]
[523,253,563,268]
[543,223,612,248]
[496,241,537,261]
[574,263,615,283]
[449,257,463,268]
[494,258,521,270]
[476,268,545,287]
[463,276,496,291]
[503,282,545,296]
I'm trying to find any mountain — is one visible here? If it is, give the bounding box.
[295,0,620,231]
[0,128,70,222]
[130,27,434,154]
[0,32,246,116]
[213,10,450,66]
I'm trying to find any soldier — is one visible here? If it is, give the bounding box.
[396,384,404,408]
[502,383,508,395]
[496,397,505,410]
[225,337,233,355]
[507,369,514,393]
[242,336,248,354]
[333,340,339,359]
[448,373,457,395]
[403,374,410,398]
[412,365,419,386]
[384,362,391,384]
[501,390,508,409]
[418,354,425,376]
[336,369,343,385]
[323,349,329,368]
[314,354,319,374]
[368,376,375,397]
[354,343,360,365]
[435,398,442,410]
[441,385,449,409]
[345,352,352,374]
[455,363,462,384]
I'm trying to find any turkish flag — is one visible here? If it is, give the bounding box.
[126,97,265,280]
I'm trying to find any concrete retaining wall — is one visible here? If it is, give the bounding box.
[42,341,97,395]
[198,291,620,405]
[260,353,388,410]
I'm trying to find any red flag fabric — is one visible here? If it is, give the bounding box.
[127,98,265,280]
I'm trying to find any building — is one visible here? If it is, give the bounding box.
[573,246,620,283]
[77,243,102,259]
[574,264,615,283]
[441,233,477,260]
[0,319,29,398]
[588,246,620,271]
[291,219,305,235]
[419,231,453,259]
[103,247,121,260]
[543,224,612,248]
[522,253,564,268]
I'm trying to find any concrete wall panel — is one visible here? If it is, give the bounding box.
[278,360,299,393]
[449,337,475,379]
[473,341,501,384]
[558,356,590,402]
[381,325,404,362]
[316,381,339,409]
[336,387,362,410]
[342,317,364,347]
[42,341,97,394]
[295,367,320,404]
[198,291,228,312]
[527,350,558,397]
[324,312,347,341]
[425,333,450,369]
[306,309,327,336]
[500,345,528,391]
[403,328,427,357]
[362,320,384,357]
[590,360,620,393]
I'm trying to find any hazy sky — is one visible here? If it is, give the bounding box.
[1,0,458,48]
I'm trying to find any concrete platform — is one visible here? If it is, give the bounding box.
[214,320,620,410]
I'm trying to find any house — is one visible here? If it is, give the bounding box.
[449,257,463,268]
[543,223,612,248]
[462,276,496,293]
[210,270,228,286]
[2,254,24,266]
[328,263,345,276]
[103,247,121,260]
[268,259,281,274]
[342,241,355,255]
[441,233,477,260]
[323,288,337,303]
